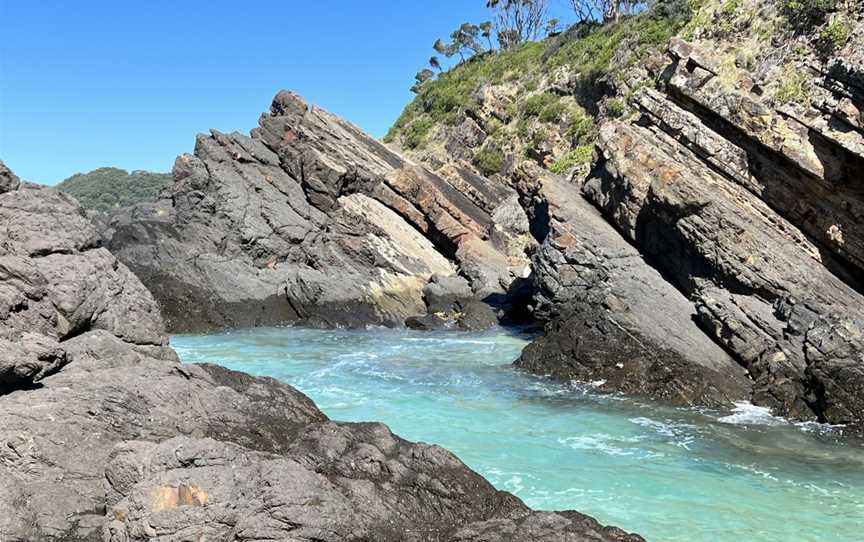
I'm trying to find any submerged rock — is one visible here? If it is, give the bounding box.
[0,165,641,542]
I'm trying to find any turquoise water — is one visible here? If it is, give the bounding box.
[172,327,864,542]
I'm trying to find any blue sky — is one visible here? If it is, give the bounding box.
[0,0,572,185]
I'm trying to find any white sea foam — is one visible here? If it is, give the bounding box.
[717,402,788,426]
[559,434,637,456]
[629,417,697,449]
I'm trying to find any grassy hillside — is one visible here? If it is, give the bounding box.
[384,6,691,175]
[57,167,172,213]
[384,0,858,178]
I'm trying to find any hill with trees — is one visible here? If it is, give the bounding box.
[56,167,172,212]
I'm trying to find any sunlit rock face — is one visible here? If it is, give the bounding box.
[105,91,533,333]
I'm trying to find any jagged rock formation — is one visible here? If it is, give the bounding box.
[385,1,864,431]
[581,30,864,427]
[0,164,642,541]
[107,91,532,333]
[512,163,750,408]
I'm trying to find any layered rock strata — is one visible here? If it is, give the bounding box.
[107,92,533,333]
[580,38,864,427]
[512,163,750,408]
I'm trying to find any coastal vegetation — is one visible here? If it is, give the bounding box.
[385,0,690,174]
[56,167,171,212]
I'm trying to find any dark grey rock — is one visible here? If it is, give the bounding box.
[106,91,530,333]
[424,273,474,313]
[0,161,20,194]
[458,299,501,331]
[585,115,864,428]
[0,163,641,542]
[406,312,456,330]
[512,163,750,408]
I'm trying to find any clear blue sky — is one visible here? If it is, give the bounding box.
[0,0,572,185]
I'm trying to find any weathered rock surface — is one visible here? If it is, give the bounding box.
[107,91,532,333]
[0,160,21,193]
[513,163,749,408]
[0,166,641,542]
[579,37,864,428]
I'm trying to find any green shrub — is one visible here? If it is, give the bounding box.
[539,101,566,123]
[522,92,556,117]
[473,146,505,176]
[402,119,435,149]
[566,112,595,144]
[782,0,837,30]
[819,19,850,50]
[776,70,809,104]
[606,98,626,118]
[521,92,567,123]
[721,0,740,16]
[717,0,741,33]
[548,145,595,174]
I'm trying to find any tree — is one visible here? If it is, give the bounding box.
[433,22,484,64]
[570,0,645,23]
[429,55,442,73]
[411,68,436,93]
[433,37,457,59]
[545,17,561,36]
[486,0,550,48]
[479,21,494,50]
[450,22,483,61]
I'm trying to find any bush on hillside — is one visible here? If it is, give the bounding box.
[782,0,837,31]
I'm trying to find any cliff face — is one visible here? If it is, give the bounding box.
[0,161,642,541]
[581,3,864,426]
[386,0,864,431]
[107,91,532,333]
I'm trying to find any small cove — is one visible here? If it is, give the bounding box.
[172,326,864,542]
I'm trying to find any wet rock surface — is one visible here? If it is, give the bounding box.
[106,92,530,333]
[0,167,640,542]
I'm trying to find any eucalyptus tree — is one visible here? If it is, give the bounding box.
[570,0,646,22]
[411,68,436,93]
[486,0,550,48]
[429,55,442,73]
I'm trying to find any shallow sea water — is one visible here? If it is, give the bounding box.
[172,326,864,542]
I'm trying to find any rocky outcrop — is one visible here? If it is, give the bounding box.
[384,1,864,430]
[0,166,641,541]
[107,91,532,333]
[580,34,864,428]
[0,160,21,193]
[513,163,750,408]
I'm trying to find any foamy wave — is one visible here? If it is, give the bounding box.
[629,417,698,449]
[718,402,787,427]
[559,434,639,456]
